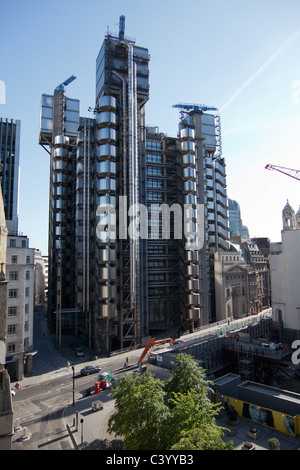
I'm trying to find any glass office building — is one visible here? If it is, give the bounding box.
[0,118,20,233]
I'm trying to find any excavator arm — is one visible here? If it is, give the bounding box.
[137,337,175,366]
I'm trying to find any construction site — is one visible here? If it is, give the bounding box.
[146,309,299,388]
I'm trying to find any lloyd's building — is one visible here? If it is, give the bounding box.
[39,17,228,354]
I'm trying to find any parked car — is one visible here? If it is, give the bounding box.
[76,348,84,357]
[80,365,101,376]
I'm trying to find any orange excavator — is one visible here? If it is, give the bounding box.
[137,337,175,366]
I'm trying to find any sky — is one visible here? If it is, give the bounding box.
[1,0,300,255]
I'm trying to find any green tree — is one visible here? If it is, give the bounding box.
[107,354,232,451]
[165,389,232,450]
[164,353,213,400]
[108,371,170,450]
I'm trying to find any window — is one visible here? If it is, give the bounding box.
[147,166,163,176]
[146,141,163,150]
[147,191,163,202]
[148,260,165,268]
[9,289,18,299]
[26,271,30,280]
[7,343,16,353]
[8,306,17,316]
[25,287,30,297]
[148,274,165,282]
[25,304,29,314]
[148,245,165,255]
[11,255,18,264]
[9,271,18,281]
[146,153,163,163]
[146,179,163,189]
[9,239,16,247]
[26,256,31,264]
[8,324,16,335]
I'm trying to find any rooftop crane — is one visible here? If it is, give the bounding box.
[172,102,218,112]
[54,75,77,93]
[265,164,300,182]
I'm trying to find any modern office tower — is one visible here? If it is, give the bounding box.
[228,198,243,238]
[39,18,230,351]
[0,118,20,233]
[39,18,150,352]
[142,127,187,334]
[39,92,81,345]
[95,22,150,350]
[176,106,229,324]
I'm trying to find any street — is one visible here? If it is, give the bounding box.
[11,310,144,450]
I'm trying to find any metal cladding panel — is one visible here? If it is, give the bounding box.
[202,134,216,147]
[96,37,149,102]
[40,94,79,140]
[133,45,149,59]
[64,98,80,136]
[40,94,53,138]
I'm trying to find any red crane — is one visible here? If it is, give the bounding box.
[265,164,300,181]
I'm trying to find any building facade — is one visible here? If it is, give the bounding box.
[5,234,35,381]
[0,118,20,234]
[270,201,300,336]
[39,18,232,352]
[228,198,243,238]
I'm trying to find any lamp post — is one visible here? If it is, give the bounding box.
[72,365,75,406]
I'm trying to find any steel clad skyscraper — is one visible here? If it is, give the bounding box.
[40,17,150,352]
[39,17,229,353]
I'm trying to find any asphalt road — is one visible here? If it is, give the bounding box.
[11,310,144,450]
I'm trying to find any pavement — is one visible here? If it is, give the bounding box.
[216,409,300,451]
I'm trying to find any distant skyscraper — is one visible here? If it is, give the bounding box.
[0,118,20,233]
[228,198,242,238]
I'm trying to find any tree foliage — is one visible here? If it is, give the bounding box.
[108,371,170,450]
[164,353,213,400]
[107,354,233,450]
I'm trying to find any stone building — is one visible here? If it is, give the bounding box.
[270,201,300,337]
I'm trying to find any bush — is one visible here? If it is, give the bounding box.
[268,437,280,450]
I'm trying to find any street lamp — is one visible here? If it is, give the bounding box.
[72,365,75,406]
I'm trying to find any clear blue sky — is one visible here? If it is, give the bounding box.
[2,0,300,254]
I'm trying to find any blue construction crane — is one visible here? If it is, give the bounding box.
[172,102,218,112]
[54,75,77,93]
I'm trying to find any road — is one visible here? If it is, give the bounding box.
[11,310,144,450]
[12,309,271,450]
